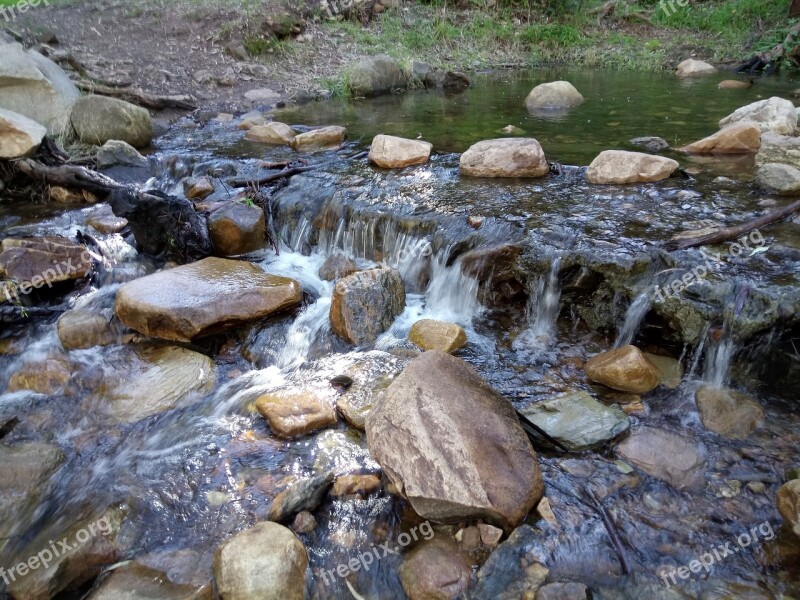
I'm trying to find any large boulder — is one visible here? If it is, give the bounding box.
[330,266,405,345]
[0,42,80,134]
[525,81,584,111]
[366,351,544,529]
[0,108,46,158]
[255,389,337,438]
[208,202,266,256]
[214,522,307,600]
[585,345,661,394]
[675,59,716,77]
[520,391,630,451]
[678,123,761,154]
[695,385,764,440]
[409,319,467,353]
[756,162,800,194]
[70,95,152,148]
[756,133,800,168]
[115,258,302,341]
[290,126,346,151]
[347,55,407,97]
[460,138,549,178]
[399,538,472,600]
[777,479,800,538]
[616,427,707,490]
[586,150,679,184]
[369,134,432,168]
[719,97,797,135]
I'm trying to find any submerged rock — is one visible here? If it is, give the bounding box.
[472,525,548,598]
[70,95,152,148]
[331,473,382,496]
[718,79,752,89]
[0,107,46,158]
[521,391,630,451]
[675,58,716,77]
[290,125,346,151]
[642,353,683,389]
[244,122,296,145]
[630,136,669,152]
[525,80,584,111]
[318,254,357,281]
[88,563,212,600]
[330,266,405,345]
[399,538,471,600]
[409,319,467,353]
[335,351,406,429]
[585,345,661,394]
[368,134,432,168]
[719,97,797,135]
[57,308,120,350]
[755,162,800,194]
[255,389,337,438]
[615,427,707,490]
[267,473,334,522]
[460,138,549,178]
[586,150,678,184]
[777,479,800,538]
[115,257,302,341]
[208,202,266,256]
[214,522,307,600]
[183,176,215,200]
[7,356,72,395]
[347,54,406,97]
[679,123,761,154]
[695,385,764,439]
[366,351,544,528]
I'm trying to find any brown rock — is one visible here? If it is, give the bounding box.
[478,523,503,547]
[615,426,707,490]
[115,257,302,341]
[87,563,212,600]
[695,385,764,440]
[49,186,96,204]
[456,526,482,550]
[369,134,432,168]
[460,138,549,178]
[255,389,337,438]
[585,345,661,394]
[87,206,128,234]
[290,126,346,151]
[409,319,467,353]
[642,353,683,389]
[0,107,46,158]
[586,150,679,184]
[777,480,800,538]
[57,309,119,350]
[718,79,752,89]
[183,176,215,200]
[292,511,317,534]
[399,538,471,600]
[318,254,357,281]
[330,267,405,345]
[679,123,761,154]
[245,122,296,145]
[7,357,71,395]
[0,236,90,286]
[208,202,266,256]
[331,474,382,496]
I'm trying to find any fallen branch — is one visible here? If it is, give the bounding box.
[666,198,800,250]
[15,159,122,196]
[228,166,315,188]
[76,81,196,110]
[736,21,800,73]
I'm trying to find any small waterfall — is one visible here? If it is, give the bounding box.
[514,257,562,349]
[276,295,332,370]
[703,328,736,388]
[613,290,652,348]
[424,250,481,323]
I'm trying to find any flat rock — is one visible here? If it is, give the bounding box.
[460,138,549,178]
[244,122,296,145]
[0,236,90,286]
[719,97,797,135]
[115,257,302,341]
[369,134,432,168]
[70,95,152,148]
[615,427,707,490]
[255,389,337,438]
[290,125,346,151]
[679,123,761,154]
[366,351,544,529]
[695,385,764,439]
[718,79,752,89]
[0,107,46,158]
[409,319,467,353]
[676,59,716,77]
[399,538,471,600]
[586,150,678,184]
[756,132,800,168]
[585,345,661,394]
[525,80,584,111]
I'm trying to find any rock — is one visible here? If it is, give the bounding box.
[368,134,432,168]
[521,391,630,451]
[719,97,797,135]
[237,114,266,130]
[615,427,707,490]
[87,562,212,600]
[208,202,266,256]
[96,139,149,169]
[478,523,503,547]
[292,511,317,534]
[460,138,549,178]
[755,162,800,194]
[525,80,584,111]
[0,236,91,286]
[409,319,467,353]
[7,356,72,395]
[8,505,126,600]
[719,79,752,89]
[675,58,717,77]
[87,205,128,234]
[115,257,302,341]
[331,474,382,496]
[335,351,406,429]
[244,122,296,145]
[243,88,282,103]
[214,522,307,600]
[679,123,761,154]
[501,125,525,135]
[630,136,669,152]
[57,309,119,350]
[472,526,548,599]
[443,71,471,90]
[88,346,216,424]
[585,345,661,394]
[0,42,80,134]
[366,351,544,528]
[290,125,346,151]
[756,132,800,167]
[267,473,334,522]
[70,95,152,148]
[183,177,215,200]
[0,107,46,158]
[777,479,800,538]
[399,539,471,600]
[695,385,764,439]
[457,525,482,550]
[537,582,590,600]
[347,55,406,97]
[318,254,357,281]
[586,150,679,184]
[642,353,683,389]
[255,389,337,438]
[49,185,96,204]
[330,267,405,345]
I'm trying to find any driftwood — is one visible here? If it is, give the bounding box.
[667,198,800,251]
[229,166,315,188]
[15,159,123,196]
[76,81,196,110]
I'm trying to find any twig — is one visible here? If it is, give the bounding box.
[586,488,632,575]
[228,166,315,188]
[76,81,196,110]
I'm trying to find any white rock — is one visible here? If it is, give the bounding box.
[719,97,797,135]
[0,108,46,158]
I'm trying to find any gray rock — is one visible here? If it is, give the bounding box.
[756,133,800,168]
[70,95,152,148]
[473,526,548,599]
[521,391,630,451]
[755,162,800,194]
[87,562,211,600]
[96,139,149,168]
[347,54,407,97]
[719,96,797,135]
[615,427,707,490]
[267,473,334,522]
[537,582,590,600]
[630,136,669,152]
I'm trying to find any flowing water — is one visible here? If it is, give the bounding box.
[2,69,800,599]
